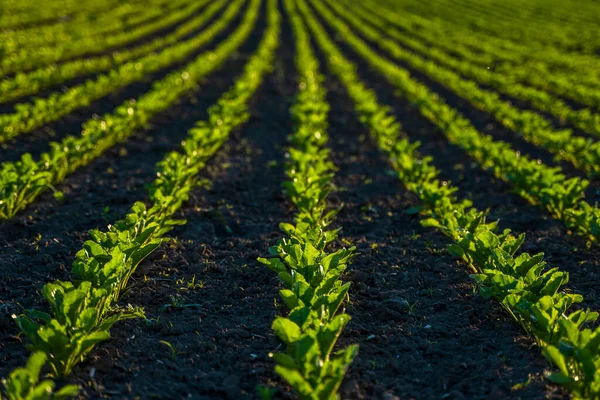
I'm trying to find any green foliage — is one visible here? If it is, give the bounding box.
[0,0,211,79]
[16,281,143,377]
[297,0,600,397]
[0,0,191,50]
[271,317,358,400]
[3,1,280,397]
[1,352,78,400]
[0,0,256,220]
[352,0,600,111]
[0,0,224,107]
[0,0,236,143]
[257,1,357,397]
[331,0,600,176]
[306,0,600,244]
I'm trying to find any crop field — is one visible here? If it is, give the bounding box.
[1,0,600,398]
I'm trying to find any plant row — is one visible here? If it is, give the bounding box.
[0,0,182,58]
[325,0,600,177]
[257,0,357,398]
[483,0,598,26]
[353,0,600,110]
[308,0,600,244]
[358,1,600,113]
[0,0,118,31]
[0,0,260,220]
[0,0,205,77]
[0,0,222,106]
[2,1,279,397]
[346,0,600,126]
[447,0,597,27]
[0,0,241,143]
[443,0,600,51]
[374,0,600,94]
[380,0,600,55]
[297,1,600,397]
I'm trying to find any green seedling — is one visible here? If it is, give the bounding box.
[176,275,205,291]
[256,385,276,400]
[161,295,202,312]
[159,340,181,361]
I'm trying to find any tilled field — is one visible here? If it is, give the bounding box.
[1,0,600,399]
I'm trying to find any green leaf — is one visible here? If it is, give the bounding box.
[55,384,80,399]
[575,348,596,381]
[317,314,351,358]
[271,352,297,370]
[280,289,301,309]
[477,231,499,248]
[543,345,569,376]
[546,372,572,385]
[24,352,47,377]
[405,206,422,215]
[447,244,464,258]
[274,365,314,397]
[272,318,301,345]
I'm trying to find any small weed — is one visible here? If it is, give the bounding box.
[161,295,202,312]
[256,385,276,400]
[404,300,419,315]
[176,275,205,291]
[159,340,181,360]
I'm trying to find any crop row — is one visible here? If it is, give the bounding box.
[353,0,600,111]
[375,0,600,94]
[2,1,279,397]
[381,0,600,54]
[0,0,243,144]
[0,0,181,58]
[352,0,600,122]
[307,0,600,244]
[447,0,597,26]
[0,0,207,78]
[297,0,600,397]
[325,0,600,177]
[477,0,599,26]
[0,0,222,106]
[257,0,356,398]
[0,0,118,31]
[0,0,258,220]
[0,0,233,138]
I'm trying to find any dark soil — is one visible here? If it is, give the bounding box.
[1,0,210,80]
[0,0,121,31]
[337,0,600,201]
[68,51,297,399]
[314,25,565,400]
[0,0,227,112]
[306,0,600,314]
[0,0,268,382]
[1,1,598,399]
[0,1,250,162]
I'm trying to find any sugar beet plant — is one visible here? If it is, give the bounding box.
[0,0,181,57]
[326,0,600,177]
[257,0,357,397]
[298,1,600,397]
[0,0,259,220]
[307,0,600,244]
[350,0,600,111]
[0,0,203,77]
[0,0,220,106]
[2,352,78,400]
[0,0,123,35]
[0,0,241,143]
[2,1,280,397]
